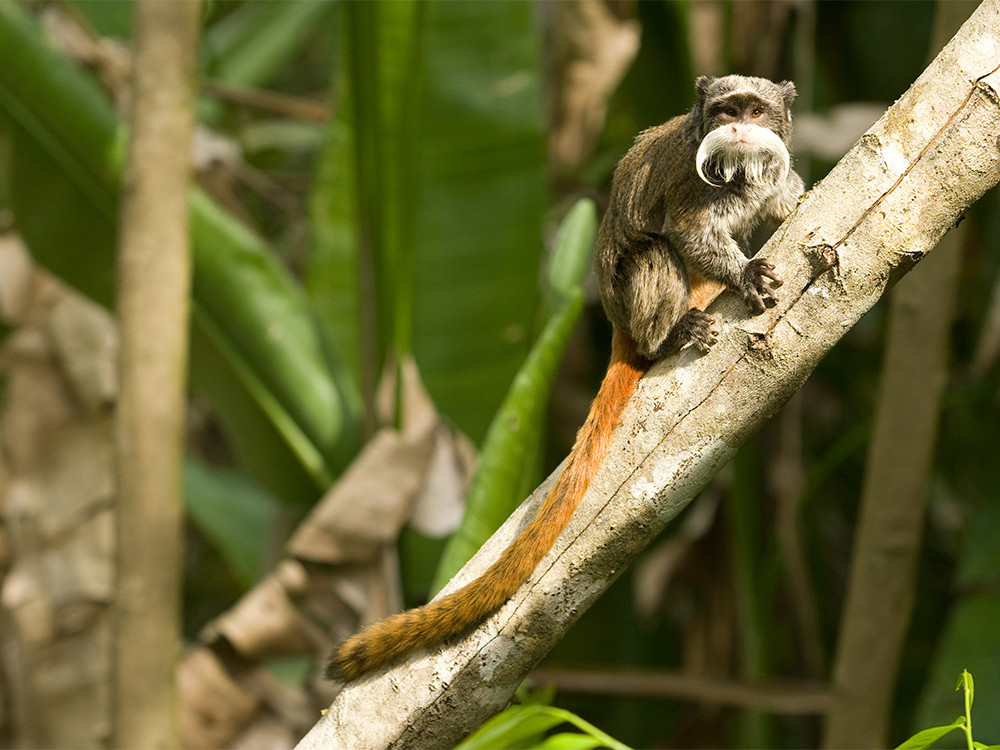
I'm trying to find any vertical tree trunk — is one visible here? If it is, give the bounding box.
[113,2,201,748]
[822,6,976,746]
[823,228,962,749]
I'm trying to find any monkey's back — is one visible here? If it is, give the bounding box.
[593,116,705,355]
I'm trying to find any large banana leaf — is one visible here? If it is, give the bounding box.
[308,0,420,414]
[0,3,359,503]
[308,0,546,442]
[411,0,546,442]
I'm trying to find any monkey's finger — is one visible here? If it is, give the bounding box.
[762,278,782,294]
[692,330,717,353]
[757,265,783,284]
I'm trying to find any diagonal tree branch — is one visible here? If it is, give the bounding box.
[297,2,1000,746]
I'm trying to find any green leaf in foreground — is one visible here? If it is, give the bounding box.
[455,704,632,750]
[898,670,998,750]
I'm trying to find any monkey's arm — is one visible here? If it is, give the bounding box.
[672,226,781,312]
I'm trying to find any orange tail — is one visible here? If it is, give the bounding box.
[327,328,648,682]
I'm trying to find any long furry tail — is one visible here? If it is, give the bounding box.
[327,328,647,682]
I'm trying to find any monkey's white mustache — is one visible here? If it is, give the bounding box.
[695,124,790,188]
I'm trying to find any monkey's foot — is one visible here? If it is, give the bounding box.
[662,308,717,355]
[739,257,783,312]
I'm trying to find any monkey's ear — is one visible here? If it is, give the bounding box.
[778,80,797,108]
[695,76,714,101]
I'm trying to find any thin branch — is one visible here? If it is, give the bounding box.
[530,667,829,715]
[199,79,329,123]
[113,2,201,748]
[297,2,1000,747]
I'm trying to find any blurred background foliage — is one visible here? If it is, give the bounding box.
[0,0,998,748]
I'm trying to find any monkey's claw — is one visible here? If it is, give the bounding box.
[740,257,782,312]
[676,308,717,353]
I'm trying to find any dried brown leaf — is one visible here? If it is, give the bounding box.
[178,648,262,750]
[0,248,116,748]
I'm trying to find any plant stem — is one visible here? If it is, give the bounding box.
[962,672,974,750]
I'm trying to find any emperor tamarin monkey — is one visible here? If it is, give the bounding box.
[327,74,804,682]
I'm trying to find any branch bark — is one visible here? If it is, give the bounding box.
[113,2,201,748]
[297,2,1000,746]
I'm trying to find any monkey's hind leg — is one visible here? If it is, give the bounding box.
[658,268,727,356]
[613,243,716,359]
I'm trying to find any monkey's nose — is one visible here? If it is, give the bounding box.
[730,124,754,144]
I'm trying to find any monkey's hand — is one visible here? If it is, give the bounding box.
[739,257,782,312]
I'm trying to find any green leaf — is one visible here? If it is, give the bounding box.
[894,718,966,750]
[183,459,281,587]
[202,0,335,94]
[538,734,604,750]
[189,189,361,492]
[455,705,571,750]
[457,705,632,750]
[542,706,634,750]
[189,303,332,500]
[0,2,122,307]
[410,0,546,442]
[431,200,595,592]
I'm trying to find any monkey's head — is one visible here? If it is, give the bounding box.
[690,75,796,189]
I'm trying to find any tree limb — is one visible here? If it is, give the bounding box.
[297,2,1000,746]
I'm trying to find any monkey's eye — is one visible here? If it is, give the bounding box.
[724,107,738,118]
[751,109,763,118]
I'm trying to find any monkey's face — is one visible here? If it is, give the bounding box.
[695,94,791,189]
